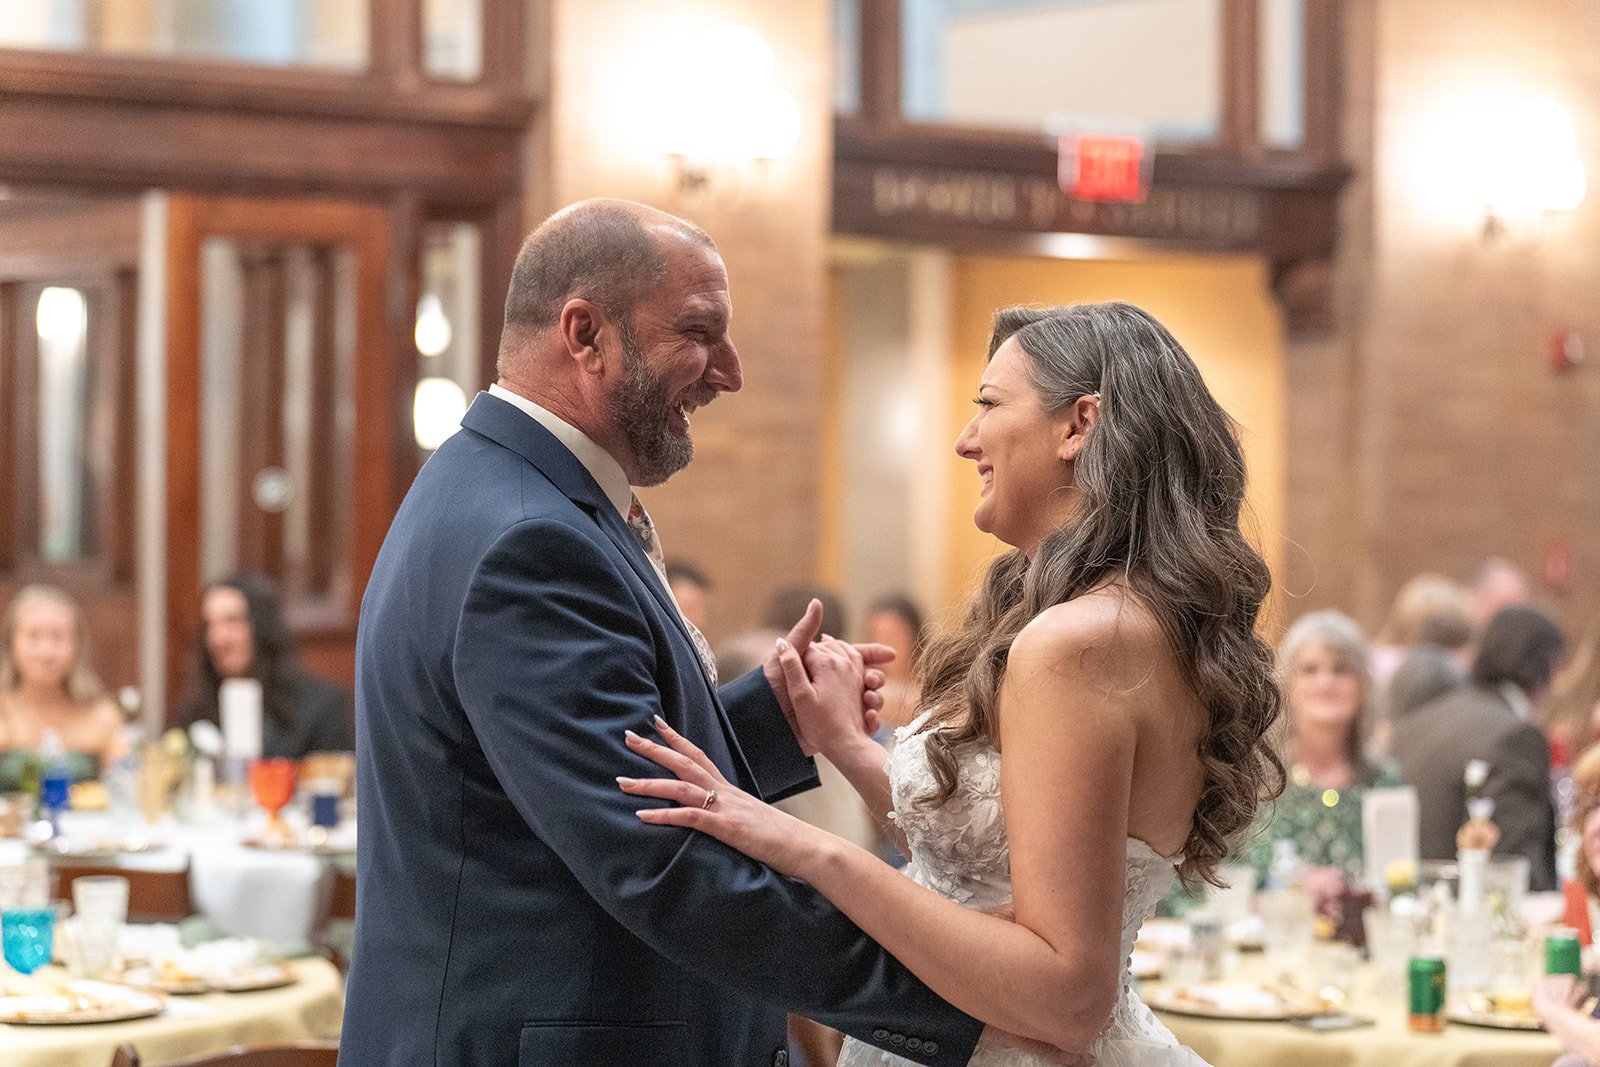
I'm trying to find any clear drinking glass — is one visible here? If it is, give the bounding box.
[61,915,120,979]
[72,875,129,926]
[1258,888,1315,980]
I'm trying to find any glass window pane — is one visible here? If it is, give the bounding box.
[0,0,369,72]
[36,286,91,563]
[199,236,357,614]
[1259,0,1305,149]
[424,0,483,81]
[413,221,481,451]
[903,0,1222,143]
[834,0,861,114]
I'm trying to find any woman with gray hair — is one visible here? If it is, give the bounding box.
[1244,610,1403,896]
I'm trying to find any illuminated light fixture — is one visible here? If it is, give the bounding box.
[414,292,453,357]
[36,287,87,346]
[1481,97,1587,240]
[646,24,802,194]
[413,376,467,451]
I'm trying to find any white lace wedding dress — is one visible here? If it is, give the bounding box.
[838,714,1210,1067]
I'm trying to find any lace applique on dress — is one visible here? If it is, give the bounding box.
[839,714,1211,1067]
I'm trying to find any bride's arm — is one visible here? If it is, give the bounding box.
[800,639,911,855]
[621,600,1141,1054]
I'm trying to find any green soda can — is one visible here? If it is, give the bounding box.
[1408,956,1446,1032]
[1547,930,1583,977]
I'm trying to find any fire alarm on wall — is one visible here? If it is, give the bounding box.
[1550,329,1585,372]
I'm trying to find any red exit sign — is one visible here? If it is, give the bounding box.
[1059,134,1149,203]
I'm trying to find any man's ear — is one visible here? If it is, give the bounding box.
[559,298,608,374]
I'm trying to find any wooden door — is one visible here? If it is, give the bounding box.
[164,194,398,712]
[0,196,142,690]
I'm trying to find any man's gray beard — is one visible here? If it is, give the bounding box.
[609,326,695,487]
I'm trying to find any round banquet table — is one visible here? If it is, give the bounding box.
[0,957,342,1067]
[1145,954,1565,1067]
[32,811,356,947]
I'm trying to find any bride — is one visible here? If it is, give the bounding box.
[620,301,1284,1065]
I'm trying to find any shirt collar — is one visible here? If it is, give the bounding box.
[488,384,632,518]
[1498,682,1533,722]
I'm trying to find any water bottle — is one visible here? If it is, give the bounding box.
[38,729,72,838]
[1551,737,1575,834]
[1267,839,1304,891]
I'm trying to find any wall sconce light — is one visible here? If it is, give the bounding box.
[647,25,802,195]
[413,376,467,451]
[414,292,453,358]
[1480,97,1587,240]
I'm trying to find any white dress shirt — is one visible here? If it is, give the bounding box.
[485,385,692,621]
[488,384,632,520]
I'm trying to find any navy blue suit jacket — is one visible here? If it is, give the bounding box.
[340,393,982,1066]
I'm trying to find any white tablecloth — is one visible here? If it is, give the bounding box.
[10,813,353,945]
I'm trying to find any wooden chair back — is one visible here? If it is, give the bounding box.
[51,863,194,923]
[168,1042,339,1066]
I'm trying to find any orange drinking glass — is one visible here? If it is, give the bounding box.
[249,758,298,841]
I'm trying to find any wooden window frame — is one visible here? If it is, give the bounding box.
[847,0,1341,165]
[834,0,1350,333]
[2,272,137,588]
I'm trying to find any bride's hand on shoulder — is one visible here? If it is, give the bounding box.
[619,715,828,877]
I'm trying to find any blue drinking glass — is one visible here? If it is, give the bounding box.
[2,908,55,975]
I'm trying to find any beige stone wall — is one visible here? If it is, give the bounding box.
[530,0,833,643]
[1285,0,1600,639]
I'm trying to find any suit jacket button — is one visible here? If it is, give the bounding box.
[906,1037,923,1051]
[924,1041,939,1056]
[873,1028,891,1041]
[890,1033,906,1046]
[773,1051,788,1067]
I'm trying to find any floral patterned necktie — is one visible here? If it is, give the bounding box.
[627,494,718,684]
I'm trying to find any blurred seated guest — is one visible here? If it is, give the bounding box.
[663,558,712,634]
[1245,610,1400,900]
[1469,556,1531,633]
[1384,643,1467,727]
[1535,972,1600,1067]
[0,585,127,790]
[1392,605,1566,891]
[1371,573,1473,685]
[1575,743,1600,803]
[1534,792,1600,1064]
[861,595,925,732]
[179,571,354,759]
[1549,615,1600,762]
[764,584,847,641]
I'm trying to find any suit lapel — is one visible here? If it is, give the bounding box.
[593,505,761,791]
[461,392,760,790]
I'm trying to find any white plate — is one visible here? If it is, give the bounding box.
[1145,982,1329,1021]
[0,980,165,1025]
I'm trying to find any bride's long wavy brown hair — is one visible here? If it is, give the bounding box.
[913,302,1284,890]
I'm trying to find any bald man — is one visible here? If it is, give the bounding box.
[341,202,985,1066]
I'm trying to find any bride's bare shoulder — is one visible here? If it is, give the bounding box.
[1008,585,1168,687]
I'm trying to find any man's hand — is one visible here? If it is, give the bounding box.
[762,599,892,755]
[981,1025,1095,1066]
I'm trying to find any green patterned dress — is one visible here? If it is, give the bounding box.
[1243,759,1404,886]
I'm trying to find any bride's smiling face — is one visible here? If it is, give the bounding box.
[954,338,1076,554]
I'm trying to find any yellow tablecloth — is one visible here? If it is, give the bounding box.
[1147,957,1564,1067]
[0,958,343,1067]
